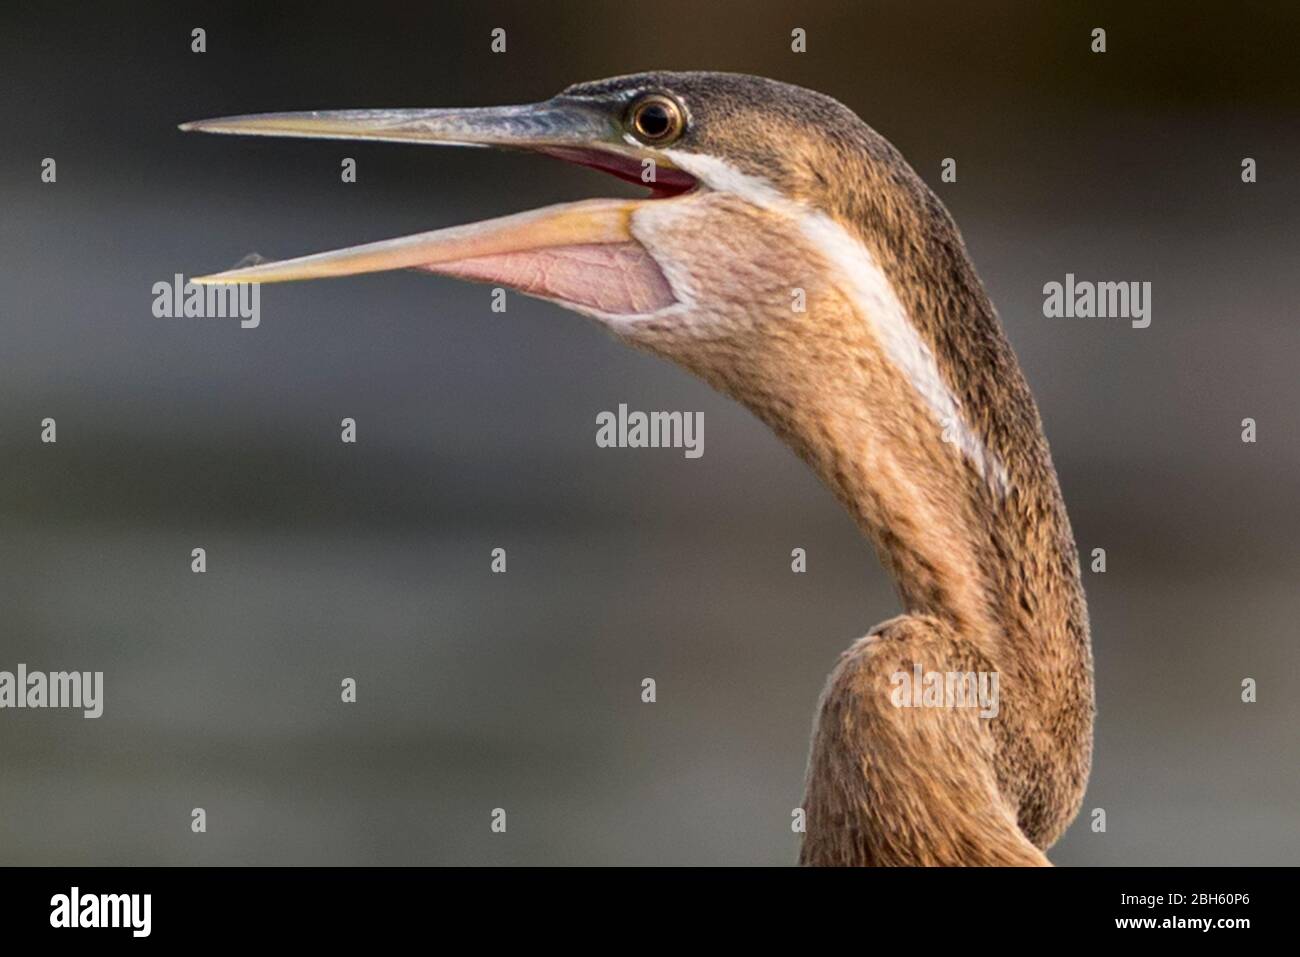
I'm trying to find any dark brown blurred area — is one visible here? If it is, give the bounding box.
[0,1,1295,864]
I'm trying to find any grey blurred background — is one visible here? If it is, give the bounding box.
[0,0,1296,865]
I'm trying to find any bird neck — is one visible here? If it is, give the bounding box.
[723,324,1031,650]
[626,149,1093,850]
[627,181,1093,829]
[637,232,1094,842]
[654,246,1091,712]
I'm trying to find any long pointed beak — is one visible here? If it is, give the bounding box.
[180,100,683,315]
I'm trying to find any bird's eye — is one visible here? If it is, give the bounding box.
[628,95,684,144]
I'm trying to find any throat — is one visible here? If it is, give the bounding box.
[624,185,1086,670]
[793,382,1009,646]
[668,294,1076,661]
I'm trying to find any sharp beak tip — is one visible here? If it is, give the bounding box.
[180,118,251,136]
[190,272,235,285]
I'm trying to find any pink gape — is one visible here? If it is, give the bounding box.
[422,241,676,316]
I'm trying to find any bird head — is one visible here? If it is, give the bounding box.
[183,71,1004,501]
[181,72,934,354]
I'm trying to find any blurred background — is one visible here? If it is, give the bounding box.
[0,0,1296,865]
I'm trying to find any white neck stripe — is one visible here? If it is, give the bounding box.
[662,150,1009,493]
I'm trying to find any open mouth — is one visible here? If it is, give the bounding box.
[537,145,698,198]
[180,103,701,317]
